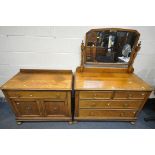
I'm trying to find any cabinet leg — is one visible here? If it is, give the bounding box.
[16,121,22,125]
[68,121,77,125]
[68,121,73,125]
[130,121,135,125]
[73,121,77,124]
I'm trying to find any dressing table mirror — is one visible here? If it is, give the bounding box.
[81,28,140,71]
[74,28,153,124]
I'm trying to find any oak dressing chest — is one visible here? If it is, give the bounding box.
[74,28,153,123]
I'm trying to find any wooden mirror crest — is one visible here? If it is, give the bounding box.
[80,28,141,73]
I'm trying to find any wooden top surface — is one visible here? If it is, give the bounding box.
[74,68,153,91]
[1,69,73,90]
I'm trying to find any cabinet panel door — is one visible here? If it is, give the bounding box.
[12,98,42,117]
[43,100,66,117]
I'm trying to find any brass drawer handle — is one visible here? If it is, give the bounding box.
[53,107,58,110]
[94,94,97,99]
[141,93,145,96]
[124,103,128,107]
[120,113,125,117]
[17,94,21,98]
[29,94,33,97]
[89,112,95,116]
[16,102,20,105]
[128,94,133,98]
[52,94,60,99]
[91,103,96,107]
[106,103,110,106]
[26,106,31,110]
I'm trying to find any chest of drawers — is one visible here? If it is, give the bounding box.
[74,67,152,123]
[1,69,73,124]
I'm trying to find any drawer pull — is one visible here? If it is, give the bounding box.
[141,93,145,96]
[89,112,95,116]
[94,94,97,99]
[124,103,128,107]
[53,94,60,98]
[26,106,31,110]
[91,103,96,107]
[106,103,110,106]
[16,102,20,105]
[29,94,33,97]
[128,94,133,98]
[53,107,58,110]
[120,113,125,117]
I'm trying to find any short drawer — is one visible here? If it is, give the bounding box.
[7,91,66,100]
[79,100,143,109]
[114,91,146,100]
[79,109,137,118]
[79,91,113,99]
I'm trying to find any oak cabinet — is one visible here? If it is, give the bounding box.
[1,69,72,123]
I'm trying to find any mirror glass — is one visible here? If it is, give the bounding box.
[85,29,139,64]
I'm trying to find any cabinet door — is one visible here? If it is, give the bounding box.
[43,99,66,117]
[11,98,42,117]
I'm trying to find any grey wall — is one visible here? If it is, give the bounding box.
[0,26,154,97]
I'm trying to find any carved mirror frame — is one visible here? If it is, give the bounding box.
[80,28,141,73]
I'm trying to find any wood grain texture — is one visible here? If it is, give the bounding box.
[1,69,72,90]
[75,67,153,91]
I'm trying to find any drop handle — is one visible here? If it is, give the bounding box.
[128,94,133,98]
[89,112,95,116]
[120,113,125,117]
[26,106,31,110]
[91,103,96,107]
[124,103,128,107]
[94,94,97,99]
[106,103,110,107]
[53,107,58,110]
[29,94,33,97]
[53,94,60,98]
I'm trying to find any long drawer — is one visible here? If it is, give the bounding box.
[7,90,66,100]
[79,109,137,118]
[79,91,113,99]
[79,100,143,109]
[114,91,147,100]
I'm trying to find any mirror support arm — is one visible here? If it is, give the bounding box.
[80,40,85,72]
[128,41,141,73]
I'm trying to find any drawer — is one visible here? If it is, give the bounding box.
[79,109,137,118]
[79,91,113,99]
[79,100,143,109]
[7,91,66,100]
[114,91,146,100]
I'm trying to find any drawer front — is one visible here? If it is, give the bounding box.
[114,91,146,100]
[44,101,66,116]
[7,91,66,100]
[79,100,143,109]
[79,91,113,99]
[79,109,137,118]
